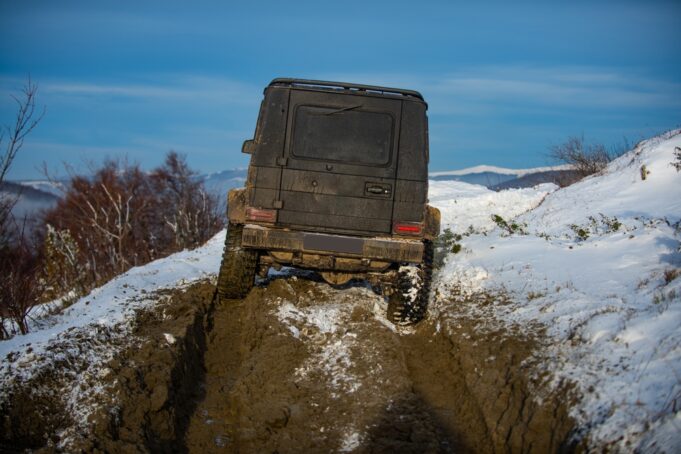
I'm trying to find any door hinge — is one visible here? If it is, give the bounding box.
[273,200,284,209]
[276,157,288,166]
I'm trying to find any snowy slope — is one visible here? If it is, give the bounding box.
[429,180,557,232]
[1,231,224,360]
[0,231,225,422]
[433,130,681,451]
[1,130,679,451]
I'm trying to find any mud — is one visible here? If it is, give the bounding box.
[1,281,215,452]
[185,274,577,453]
[71,282,215,453]
[2,274,578,453]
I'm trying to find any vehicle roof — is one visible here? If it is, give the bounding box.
[268,78,426,104]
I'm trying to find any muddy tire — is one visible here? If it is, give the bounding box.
[388,240,434,325]
[217,224,258,299]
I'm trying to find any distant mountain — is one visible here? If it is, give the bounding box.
[200,169,247,202]
[429,165,573,188]
[490,169,580,190]
[17,180,67,198]
[0,181,60,230]
[429,164,571,178]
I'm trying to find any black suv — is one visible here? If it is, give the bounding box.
[217,79,440,324]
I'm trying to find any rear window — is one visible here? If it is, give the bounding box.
[291,105,394,166]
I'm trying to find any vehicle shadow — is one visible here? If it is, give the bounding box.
[362,392,472,454]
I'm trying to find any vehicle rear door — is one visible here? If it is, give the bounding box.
[277,90,401,235]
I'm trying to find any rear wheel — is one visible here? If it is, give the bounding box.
[387,240,434,325]
[217,224,258,299]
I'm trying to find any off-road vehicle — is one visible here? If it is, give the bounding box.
[217,78,440,324]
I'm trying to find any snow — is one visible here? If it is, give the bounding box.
[1,231,224,361]
[429,179,557,232]
[429,164,571,178]
[2,129,680,450]
[277,295,363,396]
[163,333,177,345]
[340,431,362,452]
[19,179,67,197]
[0,230,225,434]
[433,129,681,451]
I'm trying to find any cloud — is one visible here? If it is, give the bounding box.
[30,76,262,106]
[319,66,681,113]
[431,67,681,110]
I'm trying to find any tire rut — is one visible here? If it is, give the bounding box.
[0,275,578,452]
[184,276,577,453]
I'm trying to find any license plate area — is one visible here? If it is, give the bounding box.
[303,233,364,255]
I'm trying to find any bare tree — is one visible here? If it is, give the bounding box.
[0,196,14,253]
[41,152,222,303]
[1,79,45,249]
[548,135,627,186]
[550,136,609,176]
[151,151,222,253]
[0,224,44,337]
[0,79,44,336]
[0,78,45,184]
[44,161,156,285]
[42,224,86,301]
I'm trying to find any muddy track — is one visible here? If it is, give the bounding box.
[183,274,576,453]
[1,275,577,452]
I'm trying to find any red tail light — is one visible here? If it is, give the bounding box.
[393,222,423,236]
[246,207,277,222]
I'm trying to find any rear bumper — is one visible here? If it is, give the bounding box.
[241,224,424,263]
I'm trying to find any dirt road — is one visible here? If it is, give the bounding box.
[184,272,576,453]
[1,273,577,452]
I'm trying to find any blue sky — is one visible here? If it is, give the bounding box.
[1,0,680,179]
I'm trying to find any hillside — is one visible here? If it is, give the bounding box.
[429,164,574,188]
[1,130,680,451]
[434,129,681,450]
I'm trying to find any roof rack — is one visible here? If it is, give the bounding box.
[268,78,424,101]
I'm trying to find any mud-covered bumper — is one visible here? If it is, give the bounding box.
[241,225,424,263]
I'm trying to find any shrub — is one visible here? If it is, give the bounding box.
[549,136,626,185]
[150,152,221,252]
[42,224,86,302]
[672,147,681,172]
[664,268,680,285]
[433,228,463,269]
[570,224,589,241]
[491,214,526,235]
[43,153,223,296]
[0,229,44,337]
[569,214,622,242]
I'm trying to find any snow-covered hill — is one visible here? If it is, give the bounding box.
[430,164,571,178]
[428,164,574,188]
[199,168,247,201]
[0,181,60,227]
[1,130,680,451]
[432,129,681,451]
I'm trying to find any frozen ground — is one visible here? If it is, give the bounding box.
[2,130,680,451]
[0,231,225,438]
[431,130,681,451]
